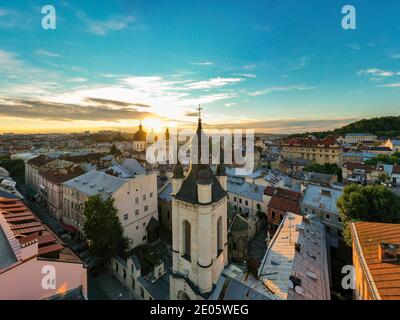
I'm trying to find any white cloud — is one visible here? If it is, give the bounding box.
[236,73,256,78]
[377,83,400,88]
[288,56,314,70]
[77,11,139,35]
[185,77,243,90]
[224,102,237,107]
[35,49,62,58]
[358,68,396,77]
[191,61,213,66]
[68,77,88,83]
[248,85,315,96]
[0,8,32,30]
[389,52,400,59]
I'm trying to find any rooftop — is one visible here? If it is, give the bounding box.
[227,178,264,202]
[302,184,343,213]
[351,222,400,300]
[63,170,128,198]
[292,170,335,186]
[258,213,330,300]
[345,133,376,137]
[0,197,82,272]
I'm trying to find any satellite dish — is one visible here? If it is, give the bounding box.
[295,286,304,295]
[288,280,294,289]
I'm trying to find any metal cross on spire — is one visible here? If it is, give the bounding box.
[197,104,203,121]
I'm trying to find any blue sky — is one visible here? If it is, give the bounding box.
[0,0,400,133]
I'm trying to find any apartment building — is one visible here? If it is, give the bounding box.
[281,136,343,166]
[227,176,265,238]
[343,133,377,144]
[62,170,158,248]
[38,163,85,220]
[300,184,344,248]
[25,155,54,195]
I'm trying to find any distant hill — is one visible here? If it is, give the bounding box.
[288,116,400,139]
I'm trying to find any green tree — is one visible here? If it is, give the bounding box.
[0,158,25,183]
[83,195,129,269]
[337,184,400,246]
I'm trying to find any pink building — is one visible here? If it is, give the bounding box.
[0,197,87,300]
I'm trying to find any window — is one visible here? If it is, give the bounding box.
[143,222,146,227]
[144,205,148,212]
[143,194,146,201]
[326,214,330,220]
[135,209,139,216]
[239,198,242,204]
[217,216,223,254]
[142,235,147,241]
[338,216,342,223]
[135,197,139,204]
[150,192,153,198]
[136,225,139,230]
[245,200,248,206]
[256,203,261,211]
[183,220,191,259]
[272,211,276,218]
[234,196,237,202]
[280,214,283,221]
[124,214,128,221]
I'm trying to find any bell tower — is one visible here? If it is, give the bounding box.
[170,107,228,300]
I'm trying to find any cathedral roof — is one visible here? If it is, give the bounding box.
[174,115,226,205]
[134,122,147,141]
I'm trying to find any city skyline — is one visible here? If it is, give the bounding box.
[1,0,400,133]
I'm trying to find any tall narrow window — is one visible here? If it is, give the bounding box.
[183,220,191,259]
[217,216,223,254]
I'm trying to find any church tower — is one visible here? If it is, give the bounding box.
[170,107,228,300]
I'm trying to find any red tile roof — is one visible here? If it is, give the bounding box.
[26,155,53,168]
[268,196,301,214]
[283,136,339,148]
[264,186,302,200]
[0,197,81,263]
[351,222,400,300]
[344,162,375,172]
[39,165,85,184]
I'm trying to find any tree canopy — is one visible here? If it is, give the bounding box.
[337,184,400,246]
[83,195,129,268]
[365,152,400,166]
[0,157,25,183]
[287,116,400,139]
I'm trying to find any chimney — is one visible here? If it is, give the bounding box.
[379,243,400,263]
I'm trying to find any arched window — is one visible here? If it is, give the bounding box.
[183,220,191,259]
[217,216,223,254]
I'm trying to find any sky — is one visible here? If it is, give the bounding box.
[0,0,400,134]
